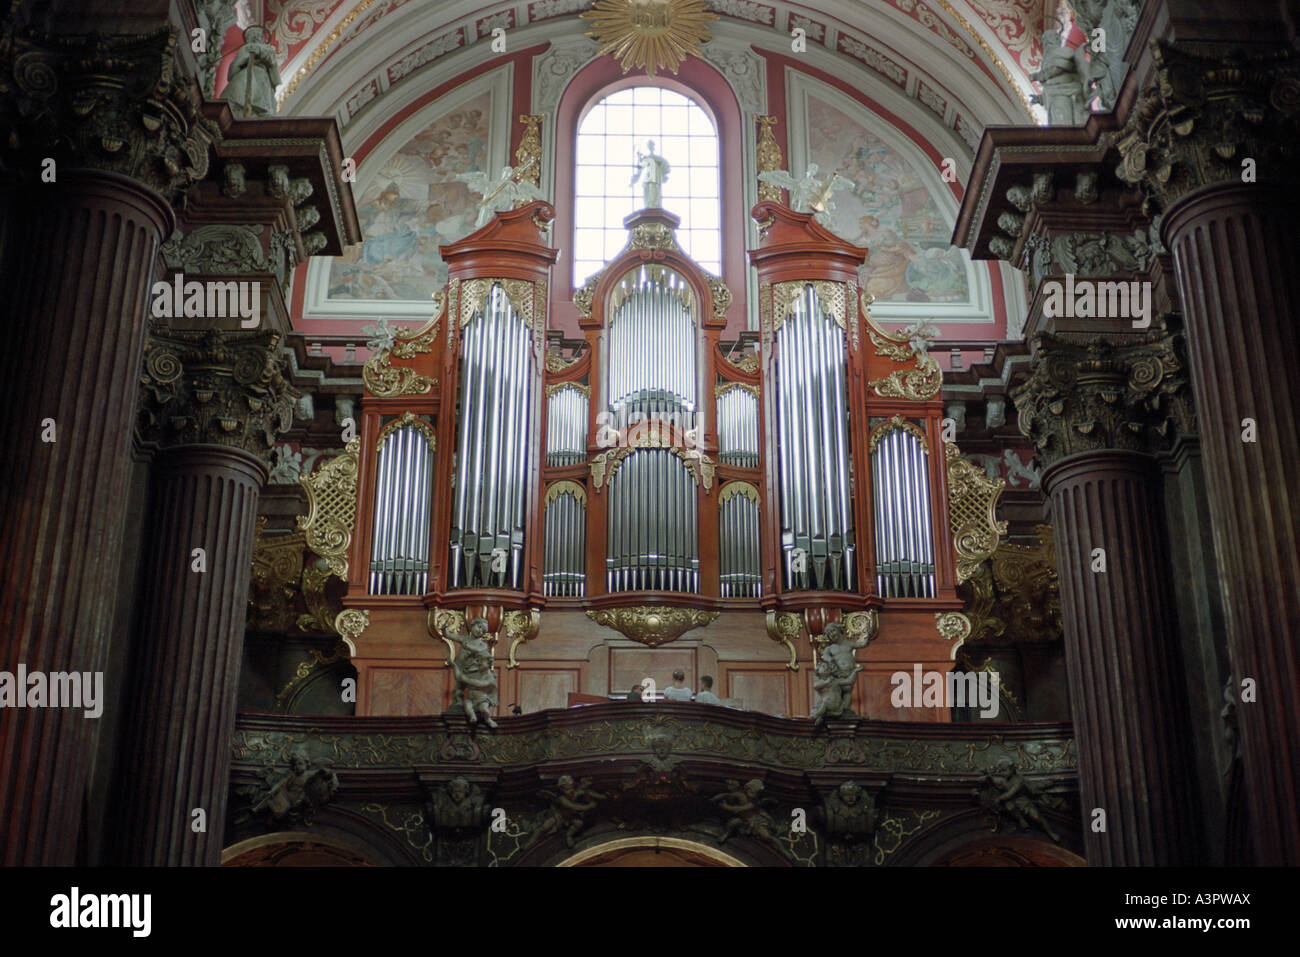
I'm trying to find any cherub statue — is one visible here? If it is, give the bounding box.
[446,617,499,728]
[530,775,606,848]
[900,320,940,356]
[426,776,488,831]
[246,746,340,823]
[810,621,868,724]
[456,165,545,228]
[630,140,670,208]
[712,778,779,846]
[758,163,852,224]
[224,25,281,118]
[973,756,1066,843]
[819,781,877,839]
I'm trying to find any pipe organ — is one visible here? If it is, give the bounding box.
[337,195,975,721]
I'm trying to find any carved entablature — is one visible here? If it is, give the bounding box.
[1011,329,1196,467]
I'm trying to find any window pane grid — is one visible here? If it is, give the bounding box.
[574,87,721,287]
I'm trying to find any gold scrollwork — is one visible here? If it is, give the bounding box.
[574,275,598,320]
[869,415,929,454]
[459,278,539,334]
[842,609,879,646]
[376,411,437,452]
[718,481,760,506]
[586,606,719,647]
[708,276,731,322]
[628,222,678,251]
[503,608,541,669]
[771,280,845,333]
[755,114,783,203]
[714,381,759,400]
[514,114,543,189]
[544,479,588,508]
[590,434,715,492]
[296,439,360,579]
[428,608,467,664]
[765,610,802,671]
[546,381,591,399]
[935,611,972,650]
[945,442,1007,584]
[362,290,444,398]
[863,299,943,401]
[334,608,370,643]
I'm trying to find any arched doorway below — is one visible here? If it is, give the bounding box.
[931,836,1086,866]
[222,833,378,866]
[558,837,745,867]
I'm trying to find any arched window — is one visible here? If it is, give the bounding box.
[573,85,721,287]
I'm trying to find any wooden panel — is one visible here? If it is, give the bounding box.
[724,667,792,718]
[366,667,447,716]
[609,648,695,698]
[516,667,583,715]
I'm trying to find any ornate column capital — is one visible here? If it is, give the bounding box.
[1116,42,1300,213]
[1011,329,1195,467]
[0,27,218,201]
[138,328,298,462]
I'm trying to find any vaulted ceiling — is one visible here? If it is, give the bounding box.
[266,0,1050,135]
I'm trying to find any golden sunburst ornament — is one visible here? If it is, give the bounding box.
[581,0,717,77]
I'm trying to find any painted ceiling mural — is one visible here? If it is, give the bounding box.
[805,95,969,305]
[326,93,490,301]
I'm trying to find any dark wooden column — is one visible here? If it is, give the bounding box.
[1014,331,1202,864]
[1118,42,1300,864]
[107,329,294,865]
[0,30,213,864]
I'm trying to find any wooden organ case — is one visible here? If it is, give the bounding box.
[333,199,978,720]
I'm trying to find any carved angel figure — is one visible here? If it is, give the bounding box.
[810,621,868,724]
[457,166,545,228]
[758,164,852,223]
[712,778,779,846]
[529,775,606,848]
[245,746,340,823]
[445,617,498,728]
[819,781,877,839]
[973,757,1066,843]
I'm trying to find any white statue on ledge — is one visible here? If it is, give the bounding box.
[630,140,670,208]
[457,165,545,228]
[759,163,852,224]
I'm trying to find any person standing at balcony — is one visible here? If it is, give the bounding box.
[695,676,721,705]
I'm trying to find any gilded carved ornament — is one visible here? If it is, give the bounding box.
[590,432,716,493]
[544,480,589,508]
[944,441,1008,584]
[362,289,444,398]
[514,114,544,189]
[585,606,719,647]
[717,481,760,506]
[770,280,846,334]
[375,411,437,452]
[963,525,1061,645]
[580,0,717,77]
[863,300,943,402]
[296,438,361,579]
[755,114,784,204]
[869,416,929,454]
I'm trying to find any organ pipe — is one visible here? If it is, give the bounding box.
[775,284,854,590]
[369,421,434,595]
[449,282,535,590]
[871,425,935,597]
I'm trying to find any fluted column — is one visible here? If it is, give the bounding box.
[109,329,294,865]
[1014,331,1201,864]
[0,29,215,864]
[1118,43,1300,864]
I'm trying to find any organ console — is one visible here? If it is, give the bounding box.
[325,189,985,718]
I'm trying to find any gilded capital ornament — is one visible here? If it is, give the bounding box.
[1116,42,1300,213]
[1011,330,1195,468]
[586,606,718,647]
[138,328,298,459]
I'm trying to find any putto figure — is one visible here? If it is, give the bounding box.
[224,25,281,118]
[630,140,670,208]
[445,617,499,728]
[712,778,779,847]
[530,775,606,848]
[810,621,868,724]
[974,756,1066,843]
[245,746,340,823]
